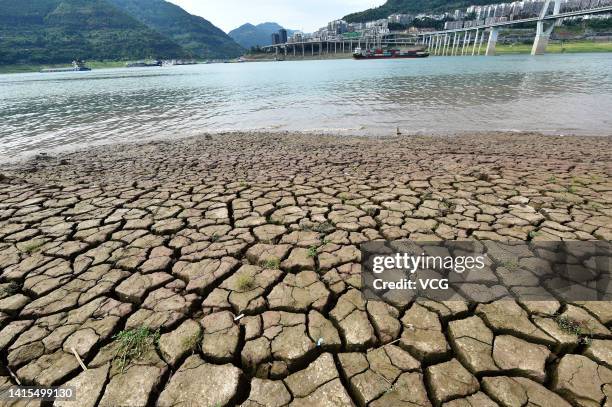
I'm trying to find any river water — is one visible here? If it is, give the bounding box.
[1,53,611,161]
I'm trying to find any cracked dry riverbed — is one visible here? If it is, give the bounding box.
[0,132,611,407]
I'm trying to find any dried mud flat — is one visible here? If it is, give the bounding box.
[0,132,611,407]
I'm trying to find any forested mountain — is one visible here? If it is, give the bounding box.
[107,0,244,59]
[344,0,496,22]
[0,0,243,66]
[229,22,296,49]
[0,0,187,65]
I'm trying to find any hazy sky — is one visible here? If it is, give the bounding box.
[167,0,384,33]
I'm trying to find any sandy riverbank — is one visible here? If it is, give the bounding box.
[0,131,611,406]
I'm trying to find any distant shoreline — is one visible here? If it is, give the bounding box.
[1,40,611,75]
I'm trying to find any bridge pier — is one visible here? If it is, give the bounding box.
[531,21,555,55]
[485,28,498,56]
[532,0,561,55]
[444,34,449,55]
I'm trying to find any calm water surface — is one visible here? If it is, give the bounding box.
[1,53,611,161]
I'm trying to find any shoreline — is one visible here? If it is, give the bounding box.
[1,40,611,74]
[0,131,611,404]
[2,128,612,166]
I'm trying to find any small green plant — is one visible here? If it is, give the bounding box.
[0,282,20,297]
[307,245,318,258]
[20,240,45,254]
[313,221,334,233]
[113,327,160,371]
[269,218,283,226]
[181,330,203,354]
[263,257,280,269]
[239,181,248,188]
[210,233,220,242]
[236,273,256,291]
[547,176,557,183]
[440,198,456,214]
[589,202,602,209]
[500,260,519,270]
[555,315,593,344]
[567,185,577,193]
[528,230,541,239]
[364,207,378,216]
[476,172,492,182]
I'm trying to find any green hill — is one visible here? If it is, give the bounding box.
[107,0,244,59]
[229,22,296,49]
[0,0,188,65]
[344,0,494,23]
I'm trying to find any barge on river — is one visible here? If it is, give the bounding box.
[126,60,162,68]
[353,47,429,59]
[41,60,91,73]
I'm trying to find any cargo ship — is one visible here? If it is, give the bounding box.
[41,60,91,73]
[353,47,429,59]
[126,60,162,68]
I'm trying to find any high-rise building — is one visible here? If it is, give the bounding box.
[279,29,288,44]
[271,33,280,45]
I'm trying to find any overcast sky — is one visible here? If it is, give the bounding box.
[167,0,384,33]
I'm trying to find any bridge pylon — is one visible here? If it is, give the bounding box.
[485,28,499,56]
[531,0,561,55]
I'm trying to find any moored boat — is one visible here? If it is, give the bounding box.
[126,60,162,68]
[353,47,429,59]
[41,60,91,73]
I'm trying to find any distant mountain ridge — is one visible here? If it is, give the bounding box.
[229,22,296,48]
[343,0,498,22]
[107,0,244,59]
[0,0,243,66]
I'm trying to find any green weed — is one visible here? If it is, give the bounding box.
[236,273,256,291]
[263,257,280,269]
[0,282,20,297]
[307,246,318,258]
[20,240,45,254]
[500,260,519,270]
[528,230,541,239]
[555,315,593,345]
[113,327,160,371]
